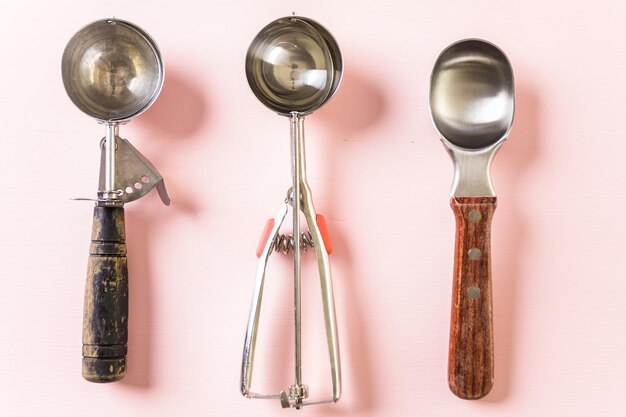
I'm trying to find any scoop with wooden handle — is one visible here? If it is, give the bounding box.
[62,18,169,382]
[429,39,515,399]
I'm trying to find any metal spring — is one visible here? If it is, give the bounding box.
[272,231,315,255]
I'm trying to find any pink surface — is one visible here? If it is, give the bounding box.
[1,0,625,415]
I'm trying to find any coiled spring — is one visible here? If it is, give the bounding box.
[272,231,315,255]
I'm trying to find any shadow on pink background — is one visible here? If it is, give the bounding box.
[486,84,540,402]
[136,68,208,140]
[123,212,155,389]
[122,67,208,389]
[318,68,387,140]
[322,63,388,413]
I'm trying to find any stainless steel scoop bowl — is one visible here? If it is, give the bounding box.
[245,16,342,115]
[430,39,514,151]
[62,18,164,122]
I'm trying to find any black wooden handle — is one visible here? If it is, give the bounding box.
[82,206,128,383]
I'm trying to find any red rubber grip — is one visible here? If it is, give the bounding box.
[316,214,332,255]
[256,219,275,258]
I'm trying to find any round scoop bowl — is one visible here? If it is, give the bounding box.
[246,16,343,116]
[62,19,164,123]
[430,39,514,149]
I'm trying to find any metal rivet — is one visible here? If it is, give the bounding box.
[468,210,481,222]
[467,286,481,299]
[468,248,481,260]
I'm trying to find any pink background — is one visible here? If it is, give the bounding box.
[1,0,625,415]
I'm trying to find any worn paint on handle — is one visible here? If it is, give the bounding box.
[82,206,128,383]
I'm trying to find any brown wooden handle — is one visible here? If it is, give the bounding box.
[82,206,128,383]
[448,196,496,399]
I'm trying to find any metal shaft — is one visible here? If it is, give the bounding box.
[104,123,119,199]
[290,112,304,398]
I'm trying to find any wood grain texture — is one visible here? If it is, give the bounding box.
[448,196,496,399]
[82,206,128,383]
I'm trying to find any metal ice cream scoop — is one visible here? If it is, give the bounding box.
[429,38,514,399]
[241,15,342,409]
[62,18,169,383]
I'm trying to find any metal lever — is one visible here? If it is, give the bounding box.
[241,113,341,409]
[98,132,170,206]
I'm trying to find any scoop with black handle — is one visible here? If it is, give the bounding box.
[62,18,167,382]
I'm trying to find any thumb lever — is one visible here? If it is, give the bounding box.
[98,136,170,205]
